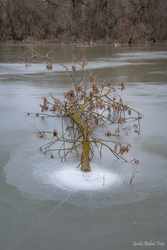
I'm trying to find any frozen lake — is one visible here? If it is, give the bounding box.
[0,43,167,250]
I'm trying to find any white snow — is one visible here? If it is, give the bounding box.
[49,165,120,191]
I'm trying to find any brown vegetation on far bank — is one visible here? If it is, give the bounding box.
[0,0,167,44]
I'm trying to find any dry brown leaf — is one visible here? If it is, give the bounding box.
[46,64,53,70]
[105,131,111,136]
[53,130,58,137]
[135,159,139,164]
[89,76,95,84]
[72,65,76,72]
[73,58,77,64]
[114,145,117,152]
[128,109,132,116]
[118,117,123,124]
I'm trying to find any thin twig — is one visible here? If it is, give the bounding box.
[130,167,138,184]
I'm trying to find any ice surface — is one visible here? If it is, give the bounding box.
[2,45,167,209]
[4,139,123,206]
[4,130,167,208]
[117,51,167,61]
[0,59,151,77]
[3,81,167,208]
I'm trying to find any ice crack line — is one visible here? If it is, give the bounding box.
[9,192,73,250]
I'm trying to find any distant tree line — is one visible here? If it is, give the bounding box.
[0,0,167,43]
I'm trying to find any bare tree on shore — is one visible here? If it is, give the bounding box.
[0,0,166,43]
